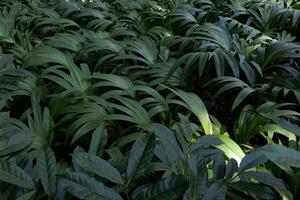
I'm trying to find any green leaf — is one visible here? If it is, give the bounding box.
[188,158,208,200]
[23,46,72,68]
[150,123,184,173]
[73,152,123,185]
[0,131,32,157]
[0,54,13,69]
[277,119,300,138]
[16,190,36,200]
[131,175,188,200]
[261,42,300,68]
[241,171,293,200]
[89,124,108,157]
[225,159,238,180]
[0,160,35,189]
[126,134,156,185]
[36,147,57,196]
[202,180,227,200]
[216,135,245,165]
[59,172,123,200]
[232,88,255,111]
[124,37,158,65]
[169,88,212,135]
[108,97,151,129]
[258,143,300,168]
[240,151,267,171]
[229,182,275,199]
[93,73,135,97]
[110,132,146,148]
[177,113,193,141]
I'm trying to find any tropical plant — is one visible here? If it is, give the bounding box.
[0,0,300,199]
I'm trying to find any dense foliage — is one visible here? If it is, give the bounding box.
[1,0,300,199]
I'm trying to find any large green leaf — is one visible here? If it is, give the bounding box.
[260,42,300,68]
[202,180,227,200]
[89,124,108,157]
[168,88,213,135]
[241,171,293,200]
[108,97,152,129]
[150,123,184,173]
[131,176,189,200]
[258,143,300,168]
[188,158,208,200]
[0,160,35,189]
[59,172,123,200]
[73,152,124,185]
[216,135,245,165]
[23,46,72,68]
[126,134,156,185]
[240,151,268,171]
[229,182,275,199]
[36,147,57,197]
[0,131,32,157]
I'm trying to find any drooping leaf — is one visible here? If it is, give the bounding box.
[216,135,245,165]
[168,88,213,135]
[23,46,72,68]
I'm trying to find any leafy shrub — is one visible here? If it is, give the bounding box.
[0,0,300,199]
